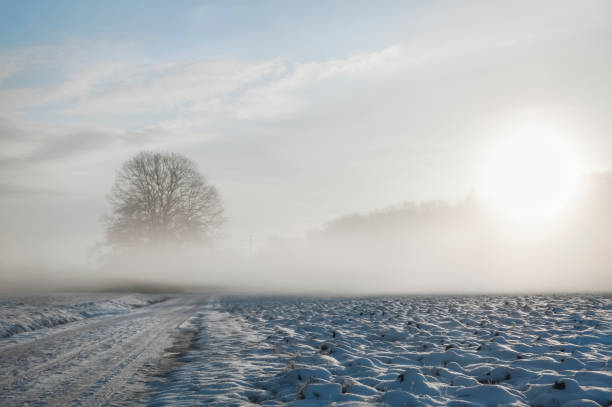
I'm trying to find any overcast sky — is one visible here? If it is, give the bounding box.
[1,1,611,270]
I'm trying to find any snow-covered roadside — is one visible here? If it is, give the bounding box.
[0,293,168,338]
[150,295,612,406]
[149,298,286,406]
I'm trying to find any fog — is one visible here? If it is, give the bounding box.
[2,172,610,295]
[1,1,611,295]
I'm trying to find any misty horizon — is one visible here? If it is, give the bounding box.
[3,170,612,295]
[1,1,612,295]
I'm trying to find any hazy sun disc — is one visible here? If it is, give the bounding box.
[482,133,581,222]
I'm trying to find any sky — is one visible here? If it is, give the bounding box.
[1,1,612,291]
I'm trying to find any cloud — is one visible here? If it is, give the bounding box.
[0,44,99,112]
[0,44,407,174]
[0,127,117,170]
[231,46,404,119]
[57,59,287,116]
[0,182,63,196]
[0,45,59,84]
[0,58,20,84]
[27,131,116,162]
[0,116,29,143]
[0,44,404,123]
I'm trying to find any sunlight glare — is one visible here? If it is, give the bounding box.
[482,129,581,223]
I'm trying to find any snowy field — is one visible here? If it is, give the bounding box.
[150,295,612,407]
[1,294,610,406]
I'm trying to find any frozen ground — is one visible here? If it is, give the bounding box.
[0,293,168,338]
[150,295,612,407]
[0,294,205,406]
[1,294,610,406]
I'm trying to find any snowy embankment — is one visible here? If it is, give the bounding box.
[0,293,167,338]
[150,295,612,407]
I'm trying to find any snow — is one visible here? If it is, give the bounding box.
[0,294,199,406]
[149,295,612,406]
[0,293,167,339]
[1,294,610,406]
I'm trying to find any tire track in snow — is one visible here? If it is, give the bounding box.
[0,296,206,406]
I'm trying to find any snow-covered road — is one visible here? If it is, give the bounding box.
[0,295,205,406]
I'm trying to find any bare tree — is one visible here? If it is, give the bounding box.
[106,151,223,247]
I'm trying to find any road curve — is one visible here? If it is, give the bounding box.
[0,295,205,406]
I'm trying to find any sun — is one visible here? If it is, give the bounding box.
[481,131,581,223]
